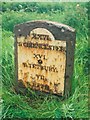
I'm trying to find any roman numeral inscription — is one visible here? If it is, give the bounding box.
[31,33,51,40]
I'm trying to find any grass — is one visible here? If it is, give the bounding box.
[1,2,89,119]
[1,29,88,119]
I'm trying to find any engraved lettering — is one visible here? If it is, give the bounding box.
[33,53,47,60]
[22,62,58,73]
[18,41,66,52]
[31,33,51,41]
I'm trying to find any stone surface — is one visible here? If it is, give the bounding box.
[14,20,76,97]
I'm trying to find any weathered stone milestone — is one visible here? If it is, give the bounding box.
[14,20,76,97]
